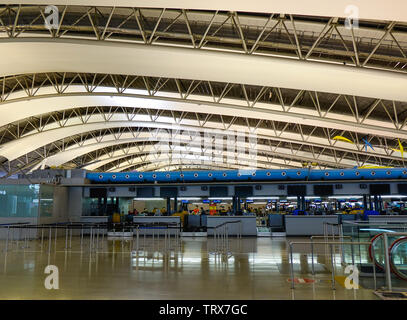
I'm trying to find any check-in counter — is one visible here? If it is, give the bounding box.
[268,214,284,231]
[285,215,339,236]
[206,216,257,236]
[133,216,181,236]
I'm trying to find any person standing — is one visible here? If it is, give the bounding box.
[193,206,200,215]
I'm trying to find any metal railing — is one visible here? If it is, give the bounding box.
[380,232,407,292]
[210,220,242,255]
[0,221,182,254]
[288,239,375,290]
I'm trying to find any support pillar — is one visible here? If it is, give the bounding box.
[174,197,178,214]
[237,197,241,212]
[363,195,368,211]
[373,195,379,211]
[166,197,171,215]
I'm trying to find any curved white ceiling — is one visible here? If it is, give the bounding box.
[31,133,355,166]
[29,130,369,170]
[121,159,249,172]
[0,114,400,163]
[5,1,407,22]
[103,148,294,171]
[1,39,407,102]
[85,143,356,172]
[1,92,405,140]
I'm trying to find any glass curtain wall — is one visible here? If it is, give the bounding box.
[0,184,54,218]
[39,184,54,217]
[0,184,40,217]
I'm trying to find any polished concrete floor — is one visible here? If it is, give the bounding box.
[0,235,382,300]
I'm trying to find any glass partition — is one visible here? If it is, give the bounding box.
[82,197,105,216]
[0,184,40,217]
[39,184,54,217]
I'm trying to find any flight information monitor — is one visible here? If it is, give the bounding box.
[287,185,306,196]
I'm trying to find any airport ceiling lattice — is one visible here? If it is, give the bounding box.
[1,2,407,176]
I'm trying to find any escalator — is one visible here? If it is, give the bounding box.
[369,232,407,281]
[389,237,407,281]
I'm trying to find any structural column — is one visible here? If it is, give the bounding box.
[174,197,178,213]
[166,197,171,215]
[373,195,379,212]
[363,195,368,211]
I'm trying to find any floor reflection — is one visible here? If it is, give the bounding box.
[0,237,378,300]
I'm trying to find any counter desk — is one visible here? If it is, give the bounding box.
[285,215,339,236]
[206,216,257,236]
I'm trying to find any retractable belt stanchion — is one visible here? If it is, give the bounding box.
[40,226,44,251]
[5,226,10,252]
[16,226,20,249]
[69,224,73,249]
[136,225,139,255]
[54,226,57,250]
[371,243,377,290]
[48,227,52,254]
[311,237,315,275]
[226,225,229,253]
[330,243,336,290]
[96,224,99,251]
[383,233,392,291]
[81,224,84,249]
[289,243,295,289]
[65,226,68,250]
[143,224,146,250]
[102,225,103,250]
[90,227,93,252]
[121,223,124,251]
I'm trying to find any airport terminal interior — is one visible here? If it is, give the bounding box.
[1,1,407,301]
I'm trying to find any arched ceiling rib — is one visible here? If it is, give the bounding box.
[1,75,407,173]
[1,39,407,102]
[27,131,354,170]
[104,154,301,173]
[104,149,301,171]
[1,88,406,139]
[129,161,251,173]
[2,7,407,71]
[1,6,407,74]
[3,1,407,22]
[1,114,404,164]
[1,5,407,174]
